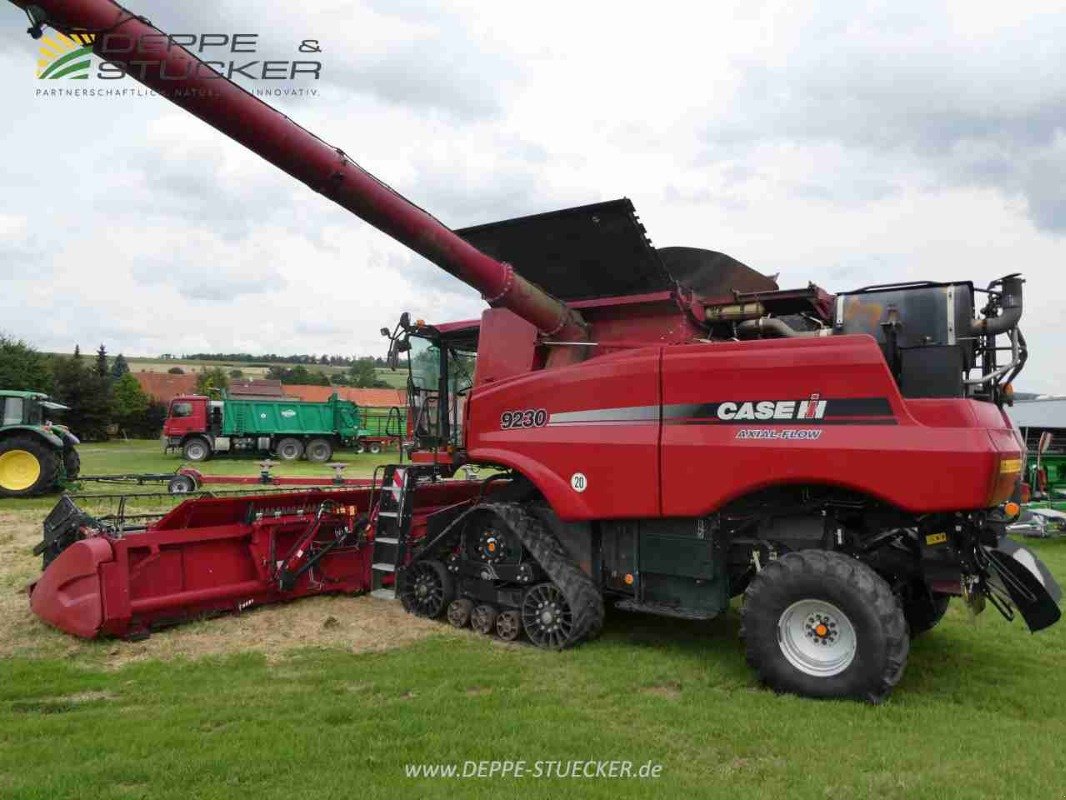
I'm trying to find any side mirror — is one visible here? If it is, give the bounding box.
[399,312,410,330]
[380,327,391,338]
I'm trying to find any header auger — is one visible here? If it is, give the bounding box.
[12,0,1060,703]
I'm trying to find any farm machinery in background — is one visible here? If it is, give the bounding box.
[12,0,1062,703]
[0,390,80,497]
[162,393,405,461]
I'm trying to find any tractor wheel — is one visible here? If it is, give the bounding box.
[901,586,951,637]
[741,550,909,704]
[369,441,382,455]
[470,604,498,635]
[0,435,60,497]
[182,437,212,462]
[62,448,81,481]
[305,438,333,463]
[447,598,474,628]
[398,560,454,618]
[275,437,304,461]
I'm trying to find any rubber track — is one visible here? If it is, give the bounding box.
[483,502,604,648]
[741,550,910,703]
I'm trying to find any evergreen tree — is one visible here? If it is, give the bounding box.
[51,350,113,441]
[110,353,130,379]
[95,344,108,378]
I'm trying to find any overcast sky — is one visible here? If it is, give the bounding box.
[1,1,1064,391]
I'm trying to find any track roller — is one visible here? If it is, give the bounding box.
[495,609,522,641]
[470,604,498,635]
[447,598,474,628]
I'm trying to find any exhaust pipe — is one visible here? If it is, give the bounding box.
[736,318,830,339]
[971,274,1023,336]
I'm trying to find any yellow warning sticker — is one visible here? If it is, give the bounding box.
[925,532,948,546]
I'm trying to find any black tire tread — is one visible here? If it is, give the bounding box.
[741,550,909,704]
[483,502,604,648]
[62,448,81,481]
[0,435,61,497]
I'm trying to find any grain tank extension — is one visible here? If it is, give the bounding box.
[13,0,1060,703]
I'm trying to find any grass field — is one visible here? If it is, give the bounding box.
[0,443,1064,799]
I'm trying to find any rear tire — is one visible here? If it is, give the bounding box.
[369,441,382,455]
[0,435,60,497]
[182,437,211,462]
[275,437,304,461]
[62,448,81,481]
[741,550,909,703]
[355,439,366,454]
[305,438,333,463]
[902,587,951,636]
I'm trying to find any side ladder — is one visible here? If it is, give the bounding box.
[369,465,419,600]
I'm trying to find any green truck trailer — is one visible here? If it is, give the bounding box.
[163,393,405,462]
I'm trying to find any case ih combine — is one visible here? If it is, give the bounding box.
[13,0,1061,702]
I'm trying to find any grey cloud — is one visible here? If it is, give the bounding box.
[131,253,285,301]
[706,4,1066,231]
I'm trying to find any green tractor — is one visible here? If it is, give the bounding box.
[0,390,80,497]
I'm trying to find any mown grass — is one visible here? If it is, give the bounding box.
[0,539,1064,800]
[3,439,397,513]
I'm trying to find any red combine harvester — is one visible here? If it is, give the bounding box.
[13,0,1060,701]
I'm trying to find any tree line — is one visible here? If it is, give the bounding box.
[1,336,163,441]
[175,352,387,368]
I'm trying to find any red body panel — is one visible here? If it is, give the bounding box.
[465,335,1020,520]
[468,349,662,519]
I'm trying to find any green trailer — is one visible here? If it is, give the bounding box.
[163,393,405,461]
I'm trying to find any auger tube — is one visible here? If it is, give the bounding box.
[10,0,587,341]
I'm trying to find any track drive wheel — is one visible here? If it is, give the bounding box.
[741,550,910,703]
[447,598,474,628]
[0,435,60,497]
[470,604,498,635]
[483,503,604,650]
[398,560,454,618]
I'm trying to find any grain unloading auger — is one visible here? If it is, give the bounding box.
[14,0,1060,702]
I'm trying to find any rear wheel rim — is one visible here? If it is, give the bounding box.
[0,450,41,491]
[185,442,207,460]
[777,599,857,677]
[522,584,574,649]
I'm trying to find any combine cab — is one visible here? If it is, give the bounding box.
[11,0,1061,702]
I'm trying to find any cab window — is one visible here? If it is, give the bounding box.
[1,397,24,426]
[171,401,193,418]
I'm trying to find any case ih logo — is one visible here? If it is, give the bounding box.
[715,395,827,422]
[36,32,94,79]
